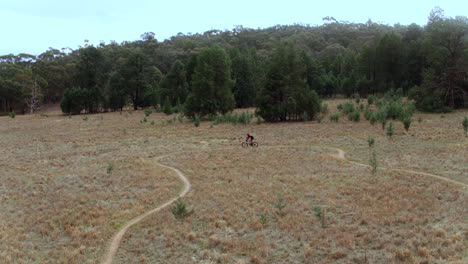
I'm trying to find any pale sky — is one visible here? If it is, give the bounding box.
[1,0,466,55]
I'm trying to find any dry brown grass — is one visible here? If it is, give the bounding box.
[0,101,467,263]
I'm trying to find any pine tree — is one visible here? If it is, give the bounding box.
[184,46,235,117]
[256,42,321,122]
[159,60,188,105]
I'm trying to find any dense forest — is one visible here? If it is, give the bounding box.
[1,7,466,119]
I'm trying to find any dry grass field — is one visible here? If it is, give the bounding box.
[0,99,466,264]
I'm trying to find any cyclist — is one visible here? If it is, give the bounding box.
[246,133,254,145]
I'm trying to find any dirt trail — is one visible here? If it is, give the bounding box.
[101,154,190,264]
[101,145,467,264]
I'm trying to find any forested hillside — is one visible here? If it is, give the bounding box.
[1,7,466,116]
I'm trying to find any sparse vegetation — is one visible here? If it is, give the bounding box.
[387,122,394,137]
[8,111,15,118]
[367,136,375,147]
[329,113,339,122]
[144,108,152,117]
[170,198,194,220]
[1,99,466,264]
[273,193,287,216]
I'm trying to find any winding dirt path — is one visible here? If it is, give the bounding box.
[101,154,190,264]
[101,145,467,264]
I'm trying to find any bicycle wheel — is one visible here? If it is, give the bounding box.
[241,142,249,148]
[251,142,258,147]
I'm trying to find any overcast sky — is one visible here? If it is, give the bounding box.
[1,0,466,55]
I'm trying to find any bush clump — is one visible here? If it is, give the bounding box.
[329,113,339,122]
[347,110,360,122]
[341,101,356,114]
[8,111,15,118]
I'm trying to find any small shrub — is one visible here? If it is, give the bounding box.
[386,122,394,137]
[359,103,365,111]
[273,193,287,216]
[193,114,200,127]
[207,113,217,122]
[364,109,373,120]
[142,117,147,123]
[150,120,155,125]
[163,96,172,115]
[238,112,252,124]
[144,108,152,117]
[320,103,329,115]
[313,206,322,219]
[403,118,411,132]
[178,115,184,123]
[170,198,193,220]
[258,213,269,227]
[367,95,375,105]
[418,116,423,123]
[354,94,361,104]
[370,152,377,175]
[341,101,355,114]
[83,116,88,121]
[8,111,15,118]
[329,113,339,122]
[385,101,403,120]
[107,163,113,174]
[367,136,375,147]
[337,103,343,111]
[348,111,360,122]
[315,115,323,123]
[369,113,377,125]
[463,117,468,133]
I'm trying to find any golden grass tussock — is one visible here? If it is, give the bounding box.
[1,101,467,263]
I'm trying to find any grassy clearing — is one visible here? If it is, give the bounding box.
[0,100,466,263]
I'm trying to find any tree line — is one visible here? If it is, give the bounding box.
[0,7,466,119]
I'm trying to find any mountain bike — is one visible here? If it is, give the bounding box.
[242,141,258,148]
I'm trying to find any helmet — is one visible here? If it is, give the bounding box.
[246,133,250,136]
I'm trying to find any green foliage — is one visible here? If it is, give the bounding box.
[364,108,373,120]
[170,198,193,220]
[370,152,378,175]
[337,103,343,111]
[163,96,173,115]
[193,114,200,127]
[60,87,100,114]
[257,213,269,227]
[8,111,15,118]
[463,117,468,133]
[230,48,258,107]
[340,101,356,114]
[159,60,188,106]
[403,118,412,132]
[273,193,287,216]
[313,206,322,219]
[367,136,375,147]
[369,112,377,125]
[256,42,321,122]
[347,110,360,122]
[386,122,394,137]
[320,102,329,115]
[107,163,113,174]
[367,95,376,105]
[144,108,152,117]
[211,111,254,125]
[185,46,235,117]
[329,113,339,122]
